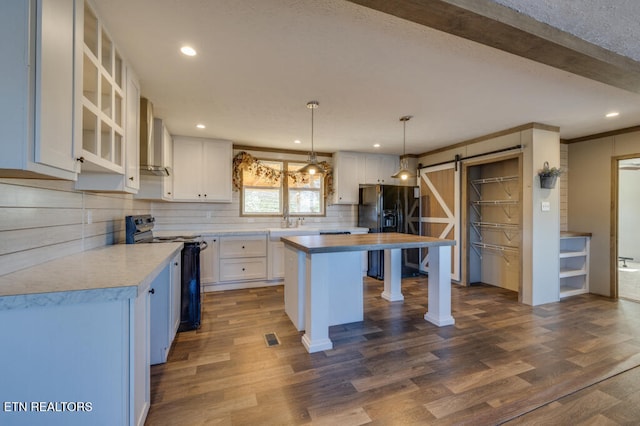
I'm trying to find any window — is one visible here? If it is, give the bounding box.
[241,160,325,216]
[287,162,324,215]
[242,160,282,215]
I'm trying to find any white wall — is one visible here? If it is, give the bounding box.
[0,179,151,276]
[526,128,561,305]
[568,130,640,296]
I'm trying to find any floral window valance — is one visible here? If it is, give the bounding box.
[232,151,333,195]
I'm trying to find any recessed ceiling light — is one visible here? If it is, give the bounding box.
[294,140,301,144]
[606,112,620,118]
[373,144,381,148]
[196,124,205,129]
[180,46,197,56]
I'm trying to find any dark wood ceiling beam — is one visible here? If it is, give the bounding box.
[346,0,640,94]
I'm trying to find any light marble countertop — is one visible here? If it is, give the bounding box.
[153,226,369,238]
[0,243,183,310]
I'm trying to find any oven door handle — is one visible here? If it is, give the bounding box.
[199,241,208,251]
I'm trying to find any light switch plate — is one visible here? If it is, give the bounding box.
[541,201,551,212]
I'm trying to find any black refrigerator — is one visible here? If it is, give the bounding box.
[358,184,421,279]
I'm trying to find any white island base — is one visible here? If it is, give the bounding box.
[282,233,455,353]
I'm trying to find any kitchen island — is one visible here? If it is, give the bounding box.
[281,232,455,353]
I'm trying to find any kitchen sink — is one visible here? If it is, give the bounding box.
[267,228,320,241]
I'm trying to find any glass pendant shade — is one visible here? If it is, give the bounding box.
[391,158,413,180]
[300,101,324,175]
[392,115,414,180]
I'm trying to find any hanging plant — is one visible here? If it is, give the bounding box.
[232,151,334,195]
[538,161,562,189]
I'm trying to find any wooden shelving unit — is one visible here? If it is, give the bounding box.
[559,234,590,298]
[467,159,521,291]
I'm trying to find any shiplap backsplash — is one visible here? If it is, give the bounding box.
[151,191,358,231]
[0,179,151,276]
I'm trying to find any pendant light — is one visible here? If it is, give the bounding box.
[391,115,414,180]
[299,101,325,175]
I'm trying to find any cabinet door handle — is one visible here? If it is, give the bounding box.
[76,156,85,163]
[204,194,207,197]
[149,288,155,294]
[174,262,178,266]
[242,268,245,271]
[129,176,134,181]
[198,194,201,197]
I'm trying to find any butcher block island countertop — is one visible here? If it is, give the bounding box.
[0,243,183,309]
[280,232,455,253]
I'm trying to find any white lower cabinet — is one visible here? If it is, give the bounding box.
[219,235,267,282]
[268,240,285,280]
[200,237,220,286]
[170,253,181,336]
[150,252,181,365]
[0,282,152,426]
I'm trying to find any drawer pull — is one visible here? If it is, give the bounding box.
[242,245,245,249]
[242,268,245,271]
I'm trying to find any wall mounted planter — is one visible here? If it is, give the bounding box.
[540,174,558,189]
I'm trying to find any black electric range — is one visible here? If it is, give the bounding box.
[125,214,206,331]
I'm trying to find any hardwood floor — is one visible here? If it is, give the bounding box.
[146,277,640,425]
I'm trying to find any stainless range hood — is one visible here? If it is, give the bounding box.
[140,98,170,176]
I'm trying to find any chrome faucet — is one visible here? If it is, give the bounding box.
[282,207,294,228]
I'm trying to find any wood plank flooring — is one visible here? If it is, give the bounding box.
[146,277,640,425]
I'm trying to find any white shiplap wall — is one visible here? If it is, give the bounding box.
[0,179,151,276]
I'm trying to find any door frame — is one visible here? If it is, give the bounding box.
[610,153,640,299]
[460,152,523,296]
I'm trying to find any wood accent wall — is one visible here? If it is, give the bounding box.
[0,179,151,276]
[560,143,568,231]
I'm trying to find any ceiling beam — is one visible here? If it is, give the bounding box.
[346,0,640,94]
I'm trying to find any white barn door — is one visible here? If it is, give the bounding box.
[419,163,460,281]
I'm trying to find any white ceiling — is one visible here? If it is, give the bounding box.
[92,0,640,156]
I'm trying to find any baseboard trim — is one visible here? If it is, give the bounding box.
[202,278,283,292]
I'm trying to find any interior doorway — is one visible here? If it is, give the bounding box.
[617,157,640,302]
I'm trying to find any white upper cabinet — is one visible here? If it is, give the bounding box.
[78,0,125,174]
[332,151,401,204]
[172,136,233,202]
[0,0,81,180]
[76,63,140,192]
[363,153,399,185]
[333,151,361,204]
[75,0,143,192]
